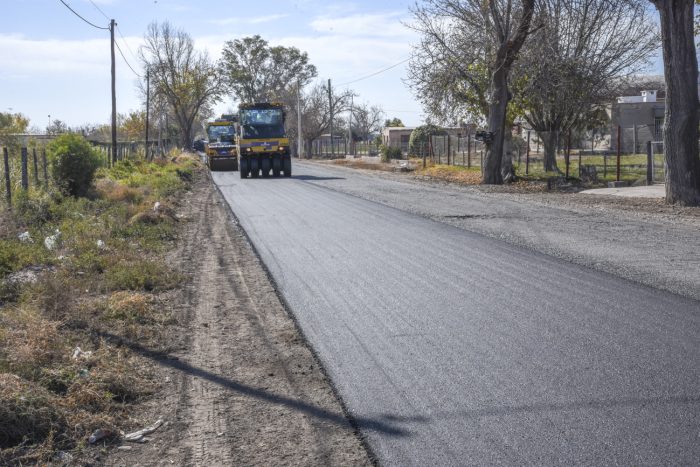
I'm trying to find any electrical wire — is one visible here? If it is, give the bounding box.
[87,0,109,20]
[85,0,142,75]
[116,25,140,63]
[58,0,109,30]
[115,40,142,78]
[336,57,410,86]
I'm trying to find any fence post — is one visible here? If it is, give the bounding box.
[604,153,607,178]
[467,133,471,168]
[646,140,653,186]
[21,147,28,190]
[526,131,531,175]
[3,147,11,207]
[447,136,451,165]
[616,125,621,182]
[578,150,582,178]
[32,148,40,185]
[42,148,48,187]
[565,131,570,179]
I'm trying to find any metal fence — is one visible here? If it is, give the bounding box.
[414,134,666,184]
[308,139,380,158]
[2,140,176,210]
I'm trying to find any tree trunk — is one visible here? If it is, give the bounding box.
[653,1,700,206]
[501,131,515,183]
[540,130,561,173]
[482,68,509,184]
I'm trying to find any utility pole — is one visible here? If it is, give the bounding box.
[328,78,333,157]
[297,80,302,159]
[145,68,150,158]
[110,19,117,165]
[348,94,353,156]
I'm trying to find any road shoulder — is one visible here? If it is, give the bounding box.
[107,169,371,466]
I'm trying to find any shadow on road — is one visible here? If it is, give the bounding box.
[432,395,700,421]
[99,331,417,437]
[293,175,345,181]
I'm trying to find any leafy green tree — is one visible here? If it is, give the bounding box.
[220,35,317,104]
[47,134,101,197]
[0,112,29,146]
[384,118,405,127]
[408,124,446,155]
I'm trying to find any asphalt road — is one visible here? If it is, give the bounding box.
[212,163,700,466]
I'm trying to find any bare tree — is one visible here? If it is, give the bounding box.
[518,0,658,172]
[291,82,353,156]
[408,0,536,184]
[351,104,385,141]
[649,1,700,206]
[139,22,223,149]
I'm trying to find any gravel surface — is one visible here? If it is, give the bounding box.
[300,160,700,301]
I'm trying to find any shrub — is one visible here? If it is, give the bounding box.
[408,124,447,156]
[380,145,403,162]
[46,134,102,197]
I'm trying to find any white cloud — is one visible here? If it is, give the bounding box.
[0,34,110,75]
[310,11,411,38]
[211,14,289,26]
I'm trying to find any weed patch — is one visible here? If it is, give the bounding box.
[0,153,199,462]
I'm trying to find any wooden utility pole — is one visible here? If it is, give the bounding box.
[145,68,150,159]
[297,80,303,158]
[110,19,117,165]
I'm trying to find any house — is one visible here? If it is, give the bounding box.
[609,90,665,152]
[382,127,415,153]
[382,125,478,154]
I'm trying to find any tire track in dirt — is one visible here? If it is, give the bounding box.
[111,169,371,466]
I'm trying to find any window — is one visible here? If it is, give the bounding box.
[654,117,664,141]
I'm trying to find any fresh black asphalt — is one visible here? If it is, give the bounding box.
[212,164,700,466]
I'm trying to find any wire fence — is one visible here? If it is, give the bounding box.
[1,139,177,211]
[307,139,380,158]
[396,134,665,184]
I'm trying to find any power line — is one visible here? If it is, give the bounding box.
[116,25,140,63]
[337,57,410,86]
[85,0,141,75]
[114,39,142,77]
[58,0,109,30]
[87,0,109,20]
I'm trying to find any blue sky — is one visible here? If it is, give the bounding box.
[1,1,663,131]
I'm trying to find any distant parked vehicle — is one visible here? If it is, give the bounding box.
[192,139,206,151]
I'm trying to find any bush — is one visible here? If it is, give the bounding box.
[408,124,447,156]
[380,145,403,162]
[46,134,102,197]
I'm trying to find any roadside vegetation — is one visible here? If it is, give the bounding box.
[0,134,198,463]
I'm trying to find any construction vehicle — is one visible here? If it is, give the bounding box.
[205,114,238,171]
[237,102,291,179]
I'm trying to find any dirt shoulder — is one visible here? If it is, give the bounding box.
[298,160,700,301]
[107,169,371,466]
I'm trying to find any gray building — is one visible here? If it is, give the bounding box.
[609,90,664,153]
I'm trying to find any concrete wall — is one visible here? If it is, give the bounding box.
[610,102,665,152]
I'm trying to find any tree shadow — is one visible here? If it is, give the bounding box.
[98,331,419,437]
[293,175,345,181]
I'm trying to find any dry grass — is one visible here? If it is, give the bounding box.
[0,154,197,462]
[95,179,145,204]
[331,159,398,172]
[415,164,483,185]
